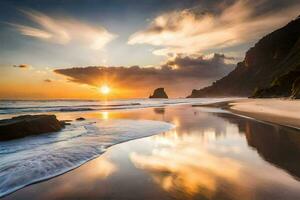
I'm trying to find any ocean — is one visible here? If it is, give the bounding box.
[0,98,234,197]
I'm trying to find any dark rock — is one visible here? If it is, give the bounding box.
[149,88,168,98]
[188,17,300,98]
[292,77,300,99]
[252,70,300,98]
[76,117,86,121]
[0,115,66,141]
[60,120,72,125]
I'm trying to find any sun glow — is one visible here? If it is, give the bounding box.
[99,85,111,95]
[101,111,109,120]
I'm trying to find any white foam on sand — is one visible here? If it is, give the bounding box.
[0,119,174,197]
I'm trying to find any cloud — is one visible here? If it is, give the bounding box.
[44,79,52,83]
[13,64,31,69]
[54,53,234,97]
[163,53,235,70]
[128,0,300,56]
[10,9,117,50]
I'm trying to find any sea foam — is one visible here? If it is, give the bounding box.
[0,119,173,197]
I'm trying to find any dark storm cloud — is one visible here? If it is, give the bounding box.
[165,54,234,68]
[160,54,235,78]
[54,54,235,95]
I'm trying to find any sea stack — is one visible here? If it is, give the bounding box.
[0,115,67,141]
[149,88,168,98]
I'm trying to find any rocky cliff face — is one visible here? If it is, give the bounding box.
[188,16,300,98]
[292,77,300,99]
[252,69,300,98]
[149,88,168,98]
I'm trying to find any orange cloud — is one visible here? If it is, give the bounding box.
[54,54,235,97]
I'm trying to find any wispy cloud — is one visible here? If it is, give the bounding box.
[128,0,300,56]
[10,9,117,50]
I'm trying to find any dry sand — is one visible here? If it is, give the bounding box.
[199,98,300,129]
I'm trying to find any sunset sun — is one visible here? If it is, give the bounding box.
[1,0,300,199]
[99,85,111,95]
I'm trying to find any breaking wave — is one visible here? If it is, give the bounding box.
[0,119,173,197]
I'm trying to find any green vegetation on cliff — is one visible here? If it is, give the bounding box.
[252,69,300,98]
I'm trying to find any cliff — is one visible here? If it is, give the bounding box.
[188,16,300,98]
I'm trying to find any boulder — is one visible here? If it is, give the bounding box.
[0,115,66,141]
[149,88,168,99]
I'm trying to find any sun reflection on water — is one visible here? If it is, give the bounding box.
[100,111,109,120]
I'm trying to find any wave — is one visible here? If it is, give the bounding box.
[59,108,95,112]
[0,119,173,197]
[0,103,141,110]
[0,98,239,116]
[0,102,144,115]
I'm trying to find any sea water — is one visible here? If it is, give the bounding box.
[0,98,234,197]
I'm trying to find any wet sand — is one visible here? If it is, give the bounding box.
[3,105,300,200]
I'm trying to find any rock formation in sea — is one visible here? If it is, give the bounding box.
[76,117,86,121]
[0,115,67,141]
[188,16,300,98]
[149,88,168,98]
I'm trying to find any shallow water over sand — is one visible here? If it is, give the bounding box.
[0,119,173,197]
[4,105,300,200]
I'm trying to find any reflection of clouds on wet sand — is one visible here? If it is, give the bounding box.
[86,156,117,178]
[63,157,117,187]
[5,106,300,200]
[80,106,231,136]
[34,157,117,199]
[130,127,300,199]
[130,130,243,199]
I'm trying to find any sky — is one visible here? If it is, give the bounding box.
[0,0,299,99]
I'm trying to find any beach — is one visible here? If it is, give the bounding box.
[196,98,300,129]
[1,1,299,199]
[2,99,300,200]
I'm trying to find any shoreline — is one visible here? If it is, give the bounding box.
[2,99,300,198]
[0,118,174,198]
[4,104,300,200]
[194,98,300,129]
